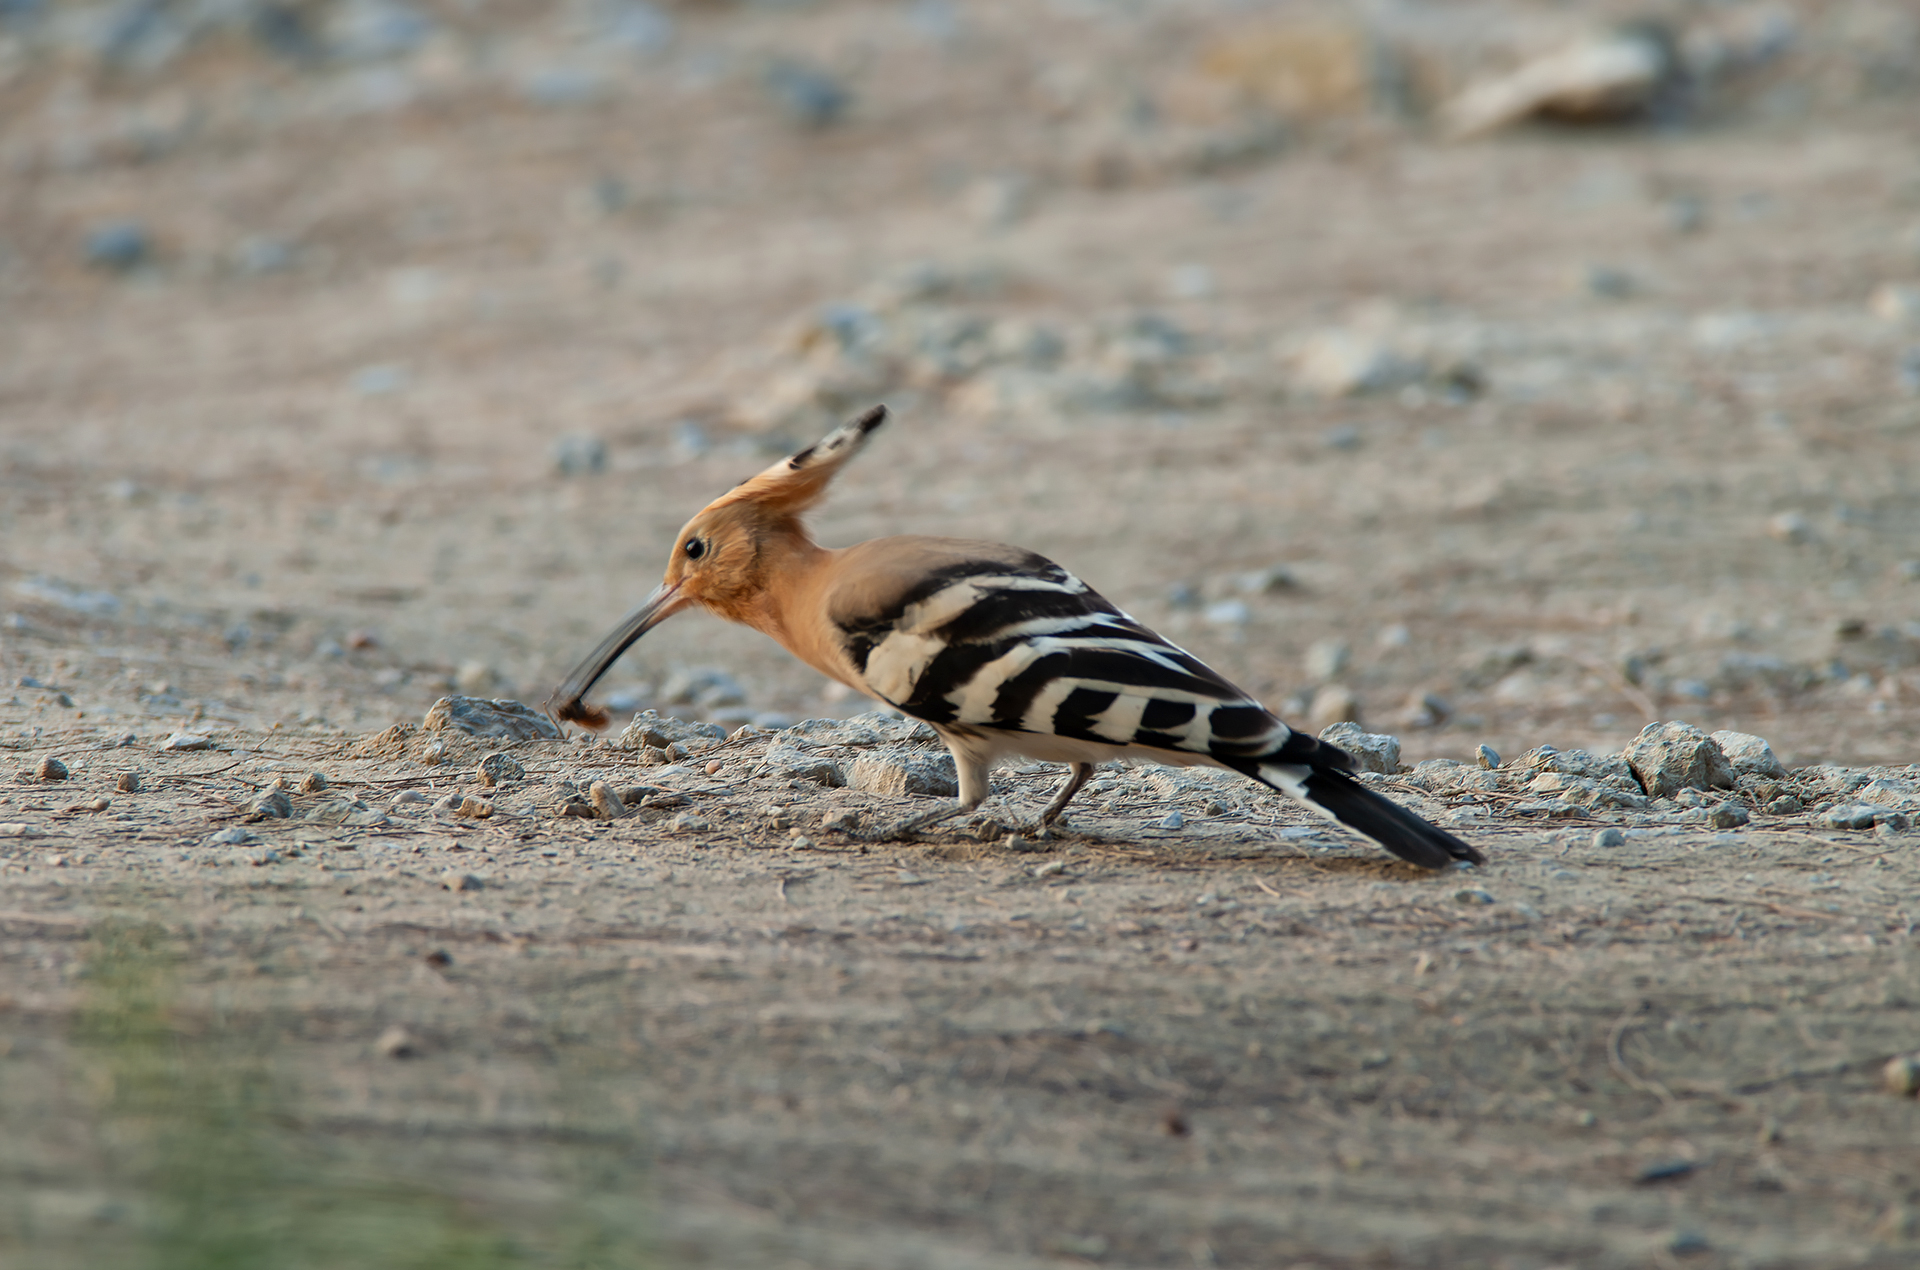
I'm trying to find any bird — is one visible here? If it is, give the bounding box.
[547,405,1485,870]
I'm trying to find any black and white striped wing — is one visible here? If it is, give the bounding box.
[838,555,1298,763]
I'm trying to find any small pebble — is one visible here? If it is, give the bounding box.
[1667,1231,1712,1256]
[249,788,292,820]
[44,853,67,868]
[441,870,484,893]
[821,808,861,833]
[298,771,328,793]
[208,826,256,846]
[1764,795,1802,815]
[1591,827,1625,848]
[458,796,494,819]
[1634,1159,1696,1185]
[85,222,151,271]
[588,781,627,819]
[669,813,712,833]
[1883,1053,1920,1098]
[705,760,723,775]
[389,788,426,806]
[418,739,447,766]
[163,732,213,751]
[1033,860,1068,879]
[35,757,69,782]
[1710,804,1749,829]
[1454,888,1495,906]
[1158,810,1185,830]
[1475,744,1501,770]
[376,1026,420,1060]
[248,848,282,866]
[477,752,526,787]
[78,796,110,812]
[766,61,850,127]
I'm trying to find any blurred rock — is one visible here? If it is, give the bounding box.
[84,222,150,272]
[1443,22,1681,138]
[1317,721,1400,775]
[421,696,562,741]
[1399,691,1450,730]
[326,0,432,63]
[550,433,607,476]
[232,235,295,274]
[1308,684,1360,729]
[1870,283,1920,327]
[1193,19,1395,119]
[766,61,850,127]
[1623,721,1735,798]
[1767,512,1812,544]
[1287,330,1423,398]
[1710,730,1785,779]
[1304,639,1350,682]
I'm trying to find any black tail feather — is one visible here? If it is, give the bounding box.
[1298,768,1485,869]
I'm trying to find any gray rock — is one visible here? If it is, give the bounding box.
[777,717,885,748]
[34,756,68,782]
[1710,730,1785,778]
[1454,888,1495,906]
[1307,684,1361,729]
[1764,795,1802,816]
[84,222,150,272]
[233,236,296,275]
[616,710,727,750]
[757,743,847,788]
[441,870,484,892]
[1476,744,1501,770]
[1317,721,1401,775]
[549,433,607,476]
[421,696,562,742]
[847,749,957,798]
[1827,803,1889,830]
[1622,721,1736,798]
[588,781,626,819]
[1591,827,1626,848]
[297,770,328,794]
[1408,759,1499,795]
[668,813,712,833]
[766,61,850,127]
[248,788,292,820]
[1528,772,1648,812]
[209,826,256,846]
[163,731,214,751]
[476,752,526,786]
[1518,744,1636,785]
[1710,803,1750,829]
[657,667,746,708]
[1158,810,1185,830]
[115,772,141,794]
[1304,639,1350,682]
[1288,330,1424,398]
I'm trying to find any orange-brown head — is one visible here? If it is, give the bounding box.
[547,404,888,729]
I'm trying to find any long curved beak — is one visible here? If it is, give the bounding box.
[545,581,686,730]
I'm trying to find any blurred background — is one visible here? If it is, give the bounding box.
[3,0,1919,767]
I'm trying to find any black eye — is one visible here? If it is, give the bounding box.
[683,538,706,560]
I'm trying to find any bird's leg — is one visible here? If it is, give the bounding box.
[859,748,993,842]
[1031,762,1095,837]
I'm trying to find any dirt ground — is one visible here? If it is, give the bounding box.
[4,2,1920,1266]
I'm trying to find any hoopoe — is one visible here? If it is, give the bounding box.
[548,405,1484,870]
